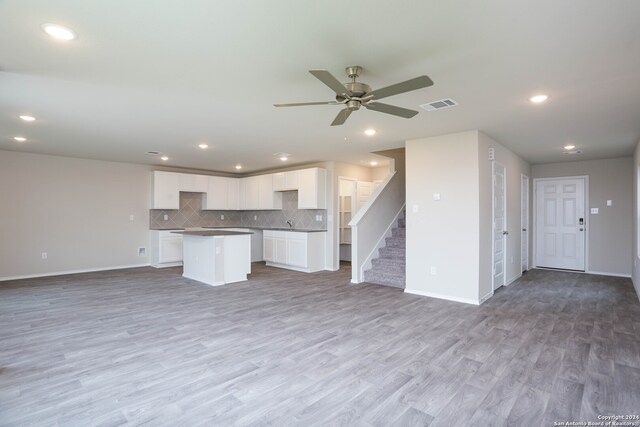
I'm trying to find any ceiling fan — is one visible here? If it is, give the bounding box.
[274,66,434,126]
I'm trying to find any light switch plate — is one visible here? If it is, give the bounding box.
[606,200,612,206]
[590,208,599,214]
[412,204,419,213]
[433,193,441,201]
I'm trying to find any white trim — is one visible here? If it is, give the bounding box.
[151,261,182,268]
[0,263,151,282]
[532,175,589,271]
[505,273,522,286]
[358,205,405,282]
[492,161,507,291]
[404,288,480,305]
[479,291,494,304]
[586,270,632,278]
[521,174,530,272]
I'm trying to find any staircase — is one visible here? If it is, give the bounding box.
[363,212,406,289]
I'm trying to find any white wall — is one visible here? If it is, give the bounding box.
[532,157,633,276]
[406,131,530,304]
[405,131,481,304]
[0,151,152,279]
[631,142,640,299]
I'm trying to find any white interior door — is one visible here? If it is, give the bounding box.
[493,162,506,291]
[535,178,585,271]
[521,175,529,272]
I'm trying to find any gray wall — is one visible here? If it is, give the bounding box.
[0,150,152,279]
[532,157,633,276]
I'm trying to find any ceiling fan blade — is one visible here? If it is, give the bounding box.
[309,70,352,96]
[365,102,419,118]
[274,101,337,107]
[366,75,434,100]
[331,109,352,126]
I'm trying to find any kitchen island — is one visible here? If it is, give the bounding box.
[172,230,252,286]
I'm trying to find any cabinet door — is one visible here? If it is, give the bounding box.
[227,178,239,210]
[273,172,286,191]
[160,236,183,263]
[263,236,275,262]
[152,171,180,209]
[287,238,308,268]
[285,171,299,190]
[204,176,227,210]
[259,174,281,209]
[274,238,287,264]
[242,177,260,210]
[179,173,207,192]
[298,168,326,209]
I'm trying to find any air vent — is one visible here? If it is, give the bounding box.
[146,151,161,155]
[562,150,583,155]
[420,98,458,111]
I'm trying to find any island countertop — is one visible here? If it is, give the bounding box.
[171,230,253,236]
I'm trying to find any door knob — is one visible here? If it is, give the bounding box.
[503,231,509,235]
[580,228,584,231]
[522,228,527,232]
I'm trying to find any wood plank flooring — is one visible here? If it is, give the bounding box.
[1,265,639,426]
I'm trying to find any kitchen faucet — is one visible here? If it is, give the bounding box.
[286,219,293,229]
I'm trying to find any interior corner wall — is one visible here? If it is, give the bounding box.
[0,150,152,280]
[531,157,633,276]
[633,141,640,299]
[477,133,531,299]
[405,131,481,304]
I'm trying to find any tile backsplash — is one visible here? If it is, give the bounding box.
[150,191,327,230]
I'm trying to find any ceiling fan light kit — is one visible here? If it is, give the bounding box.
[274,66,434,126]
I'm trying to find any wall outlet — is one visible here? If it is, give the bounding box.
[607,200,612,206]
[412,204,419,213]
[590,208,599,214]
[41,252,47,260]
[164,214,169,221]
[430,266,437,275]
[432,193,441,201]
[220,214,225,220]
[138,247,146,256]
[316,215,323,221]
[129,214,135,221]
[254,215,257,221]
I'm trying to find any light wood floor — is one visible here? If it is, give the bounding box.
[1,264,639,426]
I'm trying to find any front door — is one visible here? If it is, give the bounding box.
[535,178,586,271]
[493,162,506,291]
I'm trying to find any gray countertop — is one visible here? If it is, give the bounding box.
[171,230,252,236]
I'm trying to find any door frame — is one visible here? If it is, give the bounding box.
[521,174,529,272]
[492,161,507,292]
[532,175,589,271]
[337,176,358,267]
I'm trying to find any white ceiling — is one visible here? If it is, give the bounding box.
[1,0,639,173]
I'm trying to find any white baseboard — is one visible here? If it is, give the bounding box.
[479,291,494,304]
[404,288,480,306]
[586,270,632,278]
[151,262,182,269]
[0,263,151,282]
[505,273,522,286]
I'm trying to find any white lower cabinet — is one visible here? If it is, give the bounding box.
[150,230,183,267]
[262,230,326,272]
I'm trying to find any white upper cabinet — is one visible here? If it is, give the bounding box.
[240,176,260,210]
[179,173,208,193]
[152,171,180,209]
[273,170,299,191]
[258,174,282,210]
[203,176,228,210]
[227,178,239,210]
[298,168,327,209]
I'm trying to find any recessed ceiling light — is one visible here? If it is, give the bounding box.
[529,94,549,103]
[364,129,376,136]
[280,156,288,161]
[19,115,36,122]
[235,165,242,170]
[41,23,77,41]
[370,161,378,166]
[14,136,27,142]
[160,156,169,161]
[563,144,576,150]
[198,143,208,149]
